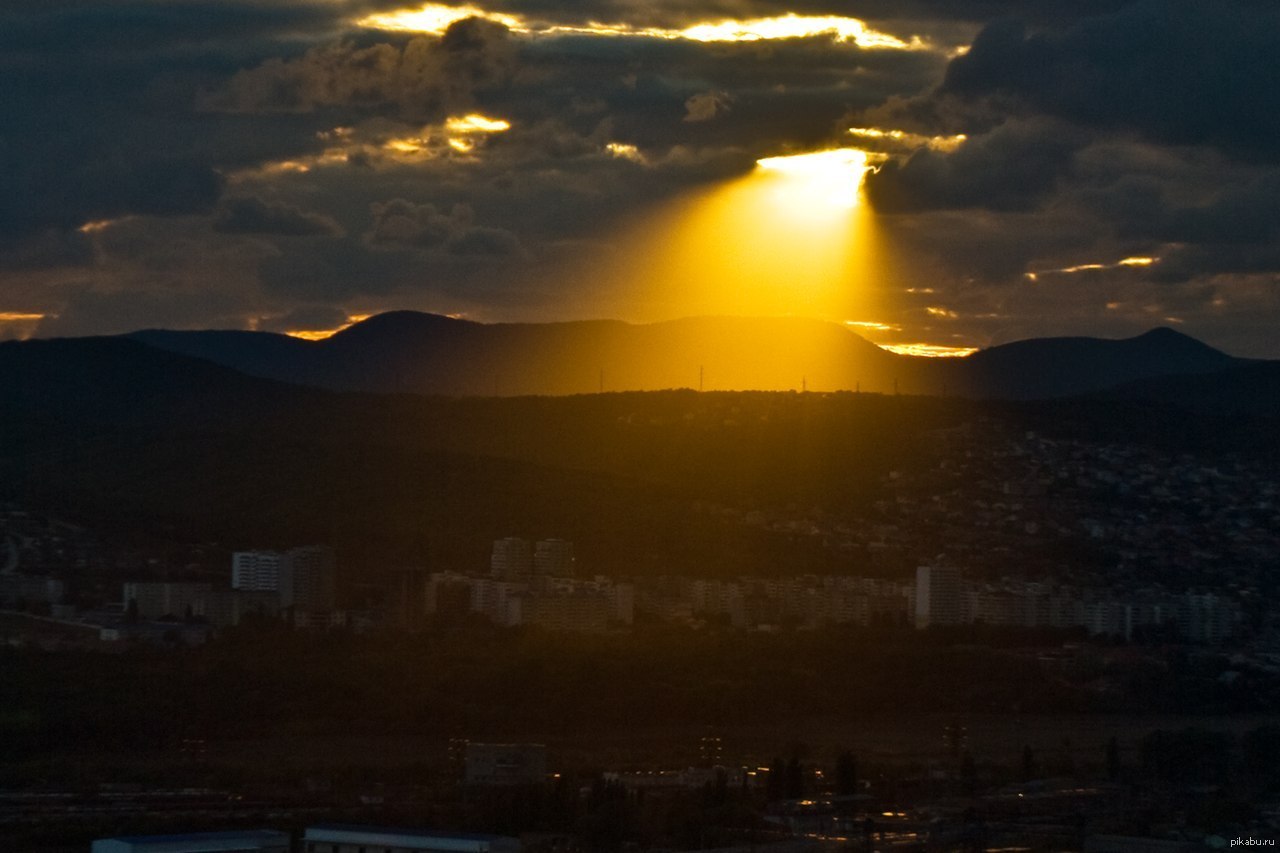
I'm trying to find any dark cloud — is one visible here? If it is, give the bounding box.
[0,1,344,59]
[1152,175,1280,247]
[0,148,224,238]
[939,1,1280,158]
[865,119,1085,212]
[0,230,94,271]
[204,18,516,118]
[214,196,344,236]
[256,305,352,333]
[258,238,418,301]
[34,284,247,338]
[366,199,523,256]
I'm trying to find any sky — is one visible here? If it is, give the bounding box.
[3,0,1279,356]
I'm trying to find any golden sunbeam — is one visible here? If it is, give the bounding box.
[756,148,870,211]
[553,147,889,379]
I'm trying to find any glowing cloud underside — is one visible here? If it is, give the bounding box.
[756,149,870,210]
[357,5,925,49]
[357,4,520,32]
[879,343,978,358]
[281,314,372,341]
[679,15,910,47]
[848,127,967,152]
[1026,255,1160,279]
[445,114,511,133]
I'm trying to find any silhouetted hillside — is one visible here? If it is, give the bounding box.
[953,327,1240,399]
[1095,360,1280,416]
[128,313,1253,400]
[135,314,906,395]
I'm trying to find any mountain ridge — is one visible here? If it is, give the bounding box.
[124,312,1254,400]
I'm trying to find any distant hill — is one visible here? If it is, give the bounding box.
[0,336,312,428]
[1094,360,1280,416]
[950,326,1242,399]
[128,313,1254,400]
[132,313,905,396]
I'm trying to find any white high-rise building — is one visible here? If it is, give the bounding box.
[232,550,282,591]
[915,566,964,628]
